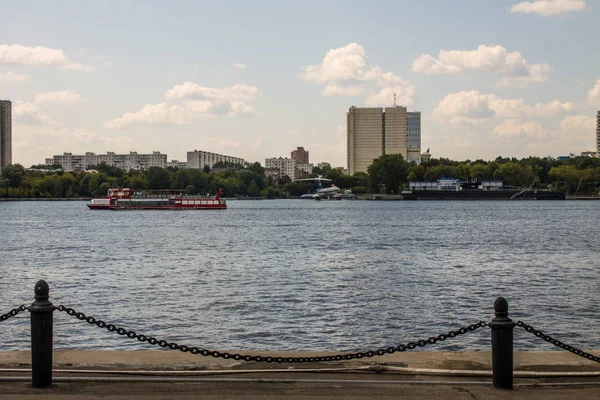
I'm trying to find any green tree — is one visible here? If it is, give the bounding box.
[247,180,261,197]
[146,167,171,189]
[367,154,409,194]
[1,164,25,187]
[185,184,196,195]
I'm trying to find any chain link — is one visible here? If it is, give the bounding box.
[516,321,600,363]
[57,304,487,363]
[0,305,28,323]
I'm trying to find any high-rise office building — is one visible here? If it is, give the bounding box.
[291,146,309,164]
[0,100,12,174]
[347,106,421,175]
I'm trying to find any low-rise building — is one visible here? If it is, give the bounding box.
[167,160,189,168]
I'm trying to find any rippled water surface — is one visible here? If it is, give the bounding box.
[1,200,599,352]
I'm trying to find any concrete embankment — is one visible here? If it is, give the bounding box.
[1,350,599,373]
[1,351,599,399]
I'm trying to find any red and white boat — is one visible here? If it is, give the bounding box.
[88,188,226,210]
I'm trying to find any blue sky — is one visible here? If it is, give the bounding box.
[1,0,599,168]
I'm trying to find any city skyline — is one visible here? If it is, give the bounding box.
[1,1,600,168]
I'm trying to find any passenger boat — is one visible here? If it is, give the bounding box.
[87,188,226,210]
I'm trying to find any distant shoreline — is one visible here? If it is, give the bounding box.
[1,196,598,202]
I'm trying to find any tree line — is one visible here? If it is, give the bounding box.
[1,155,599,198]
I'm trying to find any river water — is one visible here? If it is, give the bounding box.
[0,199,598,353]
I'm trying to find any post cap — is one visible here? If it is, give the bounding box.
[494,297,508,317]
[34,280,50,301]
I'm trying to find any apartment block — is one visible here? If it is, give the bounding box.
[291,146,309,164]
[265,157,296,181]
[45,151,167,171]
[186,150,245,169]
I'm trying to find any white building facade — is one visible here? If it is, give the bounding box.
[265,157,296,181]
[186,150,245,169]
[45,151,167,171]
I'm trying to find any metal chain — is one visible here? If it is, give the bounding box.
[0,305,28,323]
[57,304,487,363]
[516,321,600,363]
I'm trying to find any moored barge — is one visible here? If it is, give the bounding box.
[88,188,226,210]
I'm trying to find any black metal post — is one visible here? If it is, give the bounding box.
[29,280,54,388]
[490,297,514,389]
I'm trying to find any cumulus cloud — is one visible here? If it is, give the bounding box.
[232,63,246,69]
[34,89,81,105]
[0,70,31,82]
[299,42,415,106]
[509,0,588,16]
[559,115,596,131]
[588,79,600,106]
[165,82,258,102]
[321,84,363,96]
[433,90,574,125]
[492,119,549,139]
[412,45,550,86]
[0,44,94,71]
[12,101,56,126]
[106,82,260,128]
[103,103,189,129]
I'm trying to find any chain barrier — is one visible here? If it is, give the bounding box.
[57,305,487,363]
[0,305,28,323]
[516,321,600,364]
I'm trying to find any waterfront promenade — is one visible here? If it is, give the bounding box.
[1,350,599,398]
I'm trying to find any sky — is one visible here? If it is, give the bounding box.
[1,0,600,168]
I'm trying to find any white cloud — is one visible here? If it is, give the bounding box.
[228,100,256,117]
[492,119,549,139]
[412,45,550,86]
[165,82,258,102]
[0,70,31,82]
[13,101,56,126]
[321,84,363,96]
[588,79,600,106]
[300,42,415,106]
[0,44,93,71]
[410,54,462,75]
[106,82,260,128]
[433,90,574,125]
[103,103,189,129]
[232,63,246,69]
[34,90,81,105]
[364,86,415,107]
[509,0,588,16]
[559,115,595,131]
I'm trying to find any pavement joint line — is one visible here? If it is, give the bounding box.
[1,368,600,377]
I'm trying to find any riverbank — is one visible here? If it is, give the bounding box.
[2,350,599,373]
[1,350,598,399]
